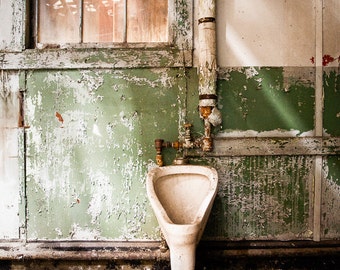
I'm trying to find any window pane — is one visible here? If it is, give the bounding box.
[83,0,125,42]
[127,0,168,42]
[38,0,81,44]
[38,0,169,45]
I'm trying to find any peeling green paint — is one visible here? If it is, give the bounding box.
[217,67,314,133]
[202,156,313,240]
[174,0,191,40]
[324,69,340,136]
[25,68,187,240]
[322,156,340,238]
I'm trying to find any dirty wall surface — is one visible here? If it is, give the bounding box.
[0,0,339,243]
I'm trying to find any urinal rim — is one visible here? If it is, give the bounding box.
[146,165,218,226]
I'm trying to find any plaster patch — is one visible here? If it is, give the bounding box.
[245,67,259,79]
[114,69,174,89]
[69,223,101,240]
[43,71,104,105]
[119,111,138,131]
[86,168,117,225]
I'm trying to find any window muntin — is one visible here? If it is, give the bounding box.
[37,0,169,45]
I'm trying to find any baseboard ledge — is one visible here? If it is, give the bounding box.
[1,240,340,261]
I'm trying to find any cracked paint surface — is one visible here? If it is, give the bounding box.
[321,67,340,239]
[193,156,313,240]
[0,1,24,51]
[322,156,340,238]
[25,69,186,240]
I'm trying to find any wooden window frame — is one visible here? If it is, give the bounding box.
[16,0,194,69]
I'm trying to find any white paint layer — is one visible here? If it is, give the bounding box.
[216,0,316,67]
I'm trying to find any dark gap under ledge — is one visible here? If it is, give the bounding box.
[1,240,340,261]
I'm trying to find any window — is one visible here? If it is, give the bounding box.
[19,0,191,69]
[36,0,169,46]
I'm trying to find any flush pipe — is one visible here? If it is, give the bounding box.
[197,0,221,151]
[154,0,221,166]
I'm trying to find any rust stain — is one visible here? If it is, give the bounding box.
[55,112,64,125]
[18,91,25,128]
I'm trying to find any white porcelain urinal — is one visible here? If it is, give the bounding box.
[146,165,218,270]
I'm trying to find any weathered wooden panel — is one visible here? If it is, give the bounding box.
[0,0,25,52]
[189,137,340,157]
[0,0,193,69]
[24,68,187,240]
[0,71,21,239]
[322,156,340,239]
[0,48,193,70]
[200,156,314,240]
[322,65,340,240]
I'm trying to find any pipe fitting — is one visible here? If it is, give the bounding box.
[155,139,164,166]
[154,139,182,167]
[199,106,212,119]
[202,136,213,152]
[183,123,194,149]
[207,107,222,127]
[199,94,217,108]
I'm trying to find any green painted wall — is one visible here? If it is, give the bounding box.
[324,69,340,136]
[201,156,313,240]
[217,67,314,133]
[25,68,188,239]
[22,66,340,241]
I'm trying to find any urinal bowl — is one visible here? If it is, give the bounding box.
[146,165,218,270]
